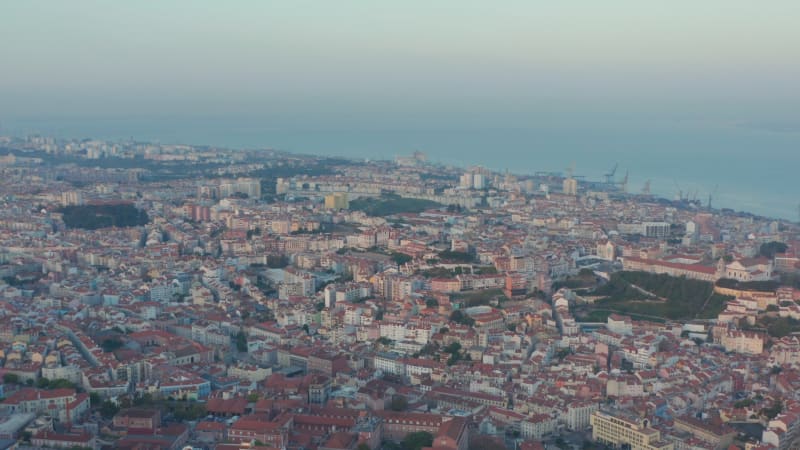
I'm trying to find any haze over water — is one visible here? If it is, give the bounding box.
[6,116,797,221]
[2,1,799,219]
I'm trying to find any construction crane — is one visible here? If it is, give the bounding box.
[673,180,685,202]
[642,180,651,196]
[616,170,629,193]
[604,163,618,184]
[565,161,575,178]
[707,185,718,209]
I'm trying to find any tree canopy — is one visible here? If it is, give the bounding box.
[60,203,149,230]
[592,271,733,320]
[401,431,434,450]
[760,241,788,259]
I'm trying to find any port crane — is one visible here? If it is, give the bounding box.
[563,162,585,179]
[707,185,718,209]
[604,163,618,185]
[673,180,686,202]
[616,170,629,193]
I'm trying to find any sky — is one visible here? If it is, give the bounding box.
[1,1,799,132]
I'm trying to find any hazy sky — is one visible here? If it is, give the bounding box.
[2,1,799,130]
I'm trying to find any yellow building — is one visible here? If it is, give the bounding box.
[720,329,764,355]
[324,192,349,210]
[563,177,578,196]
[590,410,673,450]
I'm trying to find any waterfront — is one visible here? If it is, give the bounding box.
[4,117,799,220]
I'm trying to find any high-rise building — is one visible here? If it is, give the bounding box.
[218,178,261,198]
[61,191,83,206]
[642,222,671,238]
[563,177,578,196]
[459,173,474,189]
[472,173,485,190]
[324,192,349,210]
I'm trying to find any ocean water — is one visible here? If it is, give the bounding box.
[4,117,799,221]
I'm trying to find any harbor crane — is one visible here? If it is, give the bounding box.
[673,180,686,202]
[707,185,718,209]
[616,170,629,192]
[604,163,618,184]
[563,161,585,179]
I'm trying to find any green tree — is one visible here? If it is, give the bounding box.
[767,317,800,338]
[437,250,474,263]
[760,241,788,259]
[390,394,408,412]
[133,392,154,406]
[762,400,784,419]
[447,353,462,366]
[266,254,289,268]
[59,203,149,230]
[391,252,413,265]
[173,402,207,420]
[449,310,475,326]
[382,441,402,450]
[101,337,123,352]
[99,400,119,419]
[2,373,19,384]
[444,342,462,354]
[402,431,434,450]
[235,331,248,352]
[357,444,371,450]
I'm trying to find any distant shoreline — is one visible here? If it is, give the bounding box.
[2,122,798,222]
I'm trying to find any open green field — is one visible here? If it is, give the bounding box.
[349,194,442,217]
[579,271,733,320]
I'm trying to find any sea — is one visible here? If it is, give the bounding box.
[4,117,799,221]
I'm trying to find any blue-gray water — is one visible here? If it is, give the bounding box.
[4,117,799,221]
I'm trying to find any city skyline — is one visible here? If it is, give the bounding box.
[1,4,800,448]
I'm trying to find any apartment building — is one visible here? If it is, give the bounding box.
[590,410,673,450]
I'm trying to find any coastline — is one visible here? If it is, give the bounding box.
[1,121,798,222]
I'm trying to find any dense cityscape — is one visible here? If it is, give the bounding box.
[0,134,798,450]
